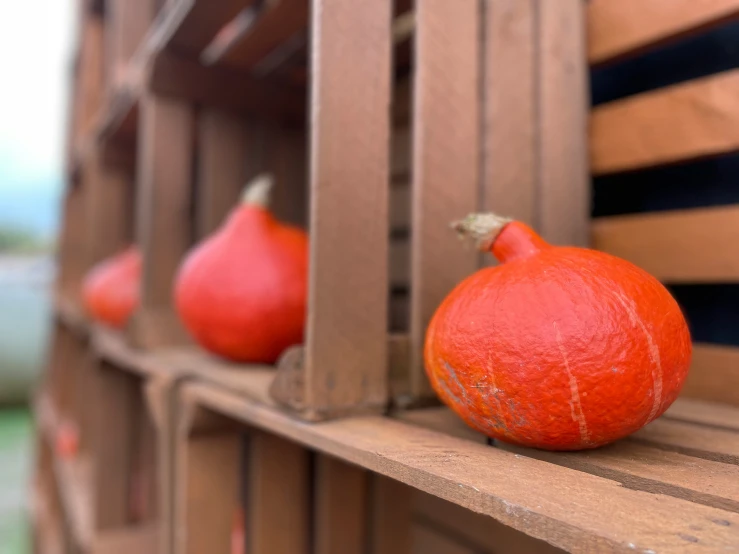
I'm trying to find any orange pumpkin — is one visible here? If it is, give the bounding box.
[175,175,308,363]
[424,214,692,451]
[55,420,79,459]
[82,247,141,329]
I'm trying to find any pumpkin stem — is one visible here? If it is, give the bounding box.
[451,213,513,252]
[241,173,275,208]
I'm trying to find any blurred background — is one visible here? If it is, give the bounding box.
[0,1,74,551]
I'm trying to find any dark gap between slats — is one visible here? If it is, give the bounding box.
[667,285,739,348]
[592,155,739,217]
[591,20,739,106]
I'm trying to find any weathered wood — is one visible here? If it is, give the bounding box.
[588,0,739,64]
[410,0,481,400]
[186,382,739,552]
[592,206,739,282]
[132,93,194,347]
[413,491,564,554]
[592,70,739,175]
[538,0,589,246]
[681,344,739,408]
[289,0,391,419]
[246,431,311,554]
[483,0,537,228]
[412,526,475,554]
[315,455,369,554]
[107,0,155,88]
[666,396,739,431]
[196,109,249,237]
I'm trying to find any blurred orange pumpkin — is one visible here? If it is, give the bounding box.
[82,246,141,329]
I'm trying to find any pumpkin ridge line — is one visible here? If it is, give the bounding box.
[553,322,591,444]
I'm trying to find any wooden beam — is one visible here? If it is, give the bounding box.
[409,0,481,400]
[591,70,739,175]
[292,0,392,419]
[107,0,155,88]
[588,0,739,65]
[131,93,194,348]
[592,206,739,282]
[483,0,536,229]
[314,456,369,554]
[537,0,589,246]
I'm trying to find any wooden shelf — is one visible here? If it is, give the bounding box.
[172,376,739,552]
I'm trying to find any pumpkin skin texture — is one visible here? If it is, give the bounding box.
[174,177,308,364]
[424,217,692,451]
[82,247,141,329]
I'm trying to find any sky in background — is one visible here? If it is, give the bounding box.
[0,0,75,238]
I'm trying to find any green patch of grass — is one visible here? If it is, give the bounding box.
[0,408,32,554]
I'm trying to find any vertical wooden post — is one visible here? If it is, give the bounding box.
[92,362,138,530]
[246,431,311,554]
[483,0,537,228]
[132,94,195,348]
[537,0,589,246]
[314,455,369,554]
[409,0,482,399]
[107,0,155,89]
[294,0,392,419]
[369,476,413,554]
[196,109,249,238]
[57,186,89,302]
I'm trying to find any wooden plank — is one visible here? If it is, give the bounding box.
[133,93,194,347]
[93,362,139,530]
[634,417,739,465]
[107,0,154,88]
[267,125,308,229]
[94,524,159,554]
[538,0,589,246]
[196,109,249,238]
[179,432,241,554]
[483,0,537,228]
[315,455,369,554]
[411,526,475,554]
[185,383,739,552]
[680,344,739,408]
[84,150,133,265]
[410,0,481,399]
[369,476,412,554]
[166,0,256,56]
[667,396,739,431]
[588,0,739,65]
[78,15,106,135]
[413,491,564,554]
[246,431,310,554]
[591,70,739,175]
[217,0,309,70]
[592,206,739,282]
[301,0,391,418]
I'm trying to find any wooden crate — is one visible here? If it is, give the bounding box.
[34,0,739,552]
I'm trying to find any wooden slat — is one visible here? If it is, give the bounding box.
[180,432,241,554]
[483,0,537,228]
[217,0,309,70]
[107,0,154,87]
[266,125,308,229]
[303,0,391,418]
[411,526,475,554]
[196,109,249,238]
[246,431,310,554]
[592,206,739,282]
[591,70,739,175]
[132,94,194,347]
[413,491,564,554]
[410,0,481,399]
[680,344,739,408]
[165,0,256,56]
[315,455,369,554]
[78,15,106,135]
[634,417,739,465]
[538,0,589,246]
[369,476,412,554]
[667,395,739,431]
[588,0,739,65]
[185,383,739,552]
[94,525,159,554]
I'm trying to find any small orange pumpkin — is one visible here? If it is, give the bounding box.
[82,247,141,329]
[424,214,692,451]
[174,175,308,363]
